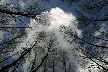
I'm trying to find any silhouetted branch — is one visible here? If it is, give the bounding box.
[74,35,108,49]
[75,42,108,71]
[0,42,37,72]
[0,9,36,17]
[78,18,108,22]
[31,53,48,72]
[0,34,22,46]
[0,27,32,29]
[0,49,22,64]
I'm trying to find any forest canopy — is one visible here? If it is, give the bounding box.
[0,0,108,72]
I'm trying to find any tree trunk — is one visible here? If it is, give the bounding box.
[53,61,55,72]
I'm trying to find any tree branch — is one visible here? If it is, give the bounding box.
[0,9,36,17]
[74,35,108,49]
[31,53,48,72]
[0,42,37,72]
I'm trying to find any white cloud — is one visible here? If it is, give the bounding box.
[48,7,76,29]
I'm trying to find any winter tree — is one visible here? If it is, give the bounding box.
[0,0,108,72]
